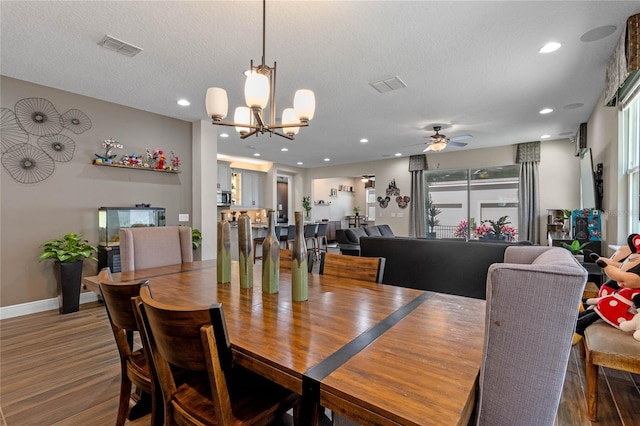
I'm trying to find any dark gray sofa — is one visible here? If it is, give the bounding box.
[360,236,531,299]
[335,225,394,255]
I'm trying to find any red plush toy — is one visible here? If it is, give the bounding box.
[576,234,640,341]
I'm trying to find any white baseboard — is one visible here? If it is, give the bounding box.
[0,292,99,320]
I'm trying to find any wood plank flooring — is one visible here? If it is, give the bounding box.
[1,301,639,425]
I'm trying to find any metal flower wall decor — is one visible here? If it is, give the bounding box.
[1,97,91,184]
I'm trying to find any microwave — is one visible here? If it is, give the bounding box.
[217,190,231,206]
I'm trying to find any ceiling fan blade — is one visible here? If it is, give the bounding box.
[423,145,433,152]
[449,134,473,142]
[448,141,468,147]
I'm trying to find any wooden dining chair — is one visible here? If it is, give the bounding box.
[280,249,313,273]
[583,321,640,421]
[318,252,385,283]
[137,283,300,425]
[98,270,159,425]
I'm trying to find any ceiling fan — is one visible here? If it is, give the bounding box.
[423,126,470,152]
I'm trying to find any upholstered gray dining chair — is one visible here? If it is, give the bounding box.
[475,246,587,426]
[119,226,193,272]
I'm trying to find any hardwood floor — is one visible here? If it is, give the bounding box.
[1,301,639,425]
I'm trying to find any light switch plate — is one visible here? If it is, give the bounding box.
[179,213,189,222]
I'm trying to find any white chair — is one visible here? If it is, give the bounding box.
[119,226,193,272]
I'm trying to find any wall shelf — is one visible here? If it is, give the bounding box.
[93,162,181,174]
[314,201,331,206]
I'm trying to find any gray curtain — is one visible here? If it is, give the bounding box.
[409,155,427,237]
[516,142,540,244]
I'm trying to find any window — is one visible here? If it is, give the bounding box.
[621,89,640,234]
[424,165,520,240]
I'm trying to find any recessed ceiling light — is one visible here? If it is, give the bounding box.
[297,162,303,165]
[220,133,229,138]
[395,153,402,157]
[281,148,288,152]
[563,103,584,110]
[324,158,330,162]
[253,153,261,157]
[539,108,553,114]
[580,25,617,43]
[360,138,368,143]
[177,99,190,106]
[538,42,561,53]
[540,134,551,139]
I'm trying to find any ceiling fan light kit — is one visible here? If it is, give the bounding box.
[423,126,470,152]
[205,0,315,140]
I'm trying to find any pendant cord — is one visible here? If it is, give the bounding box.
[261,0,266,67]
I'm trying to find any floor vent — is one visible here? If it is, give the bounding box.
[97,35,143,57]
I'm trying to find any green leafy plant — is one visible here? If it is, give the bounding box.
[425,195,441,232]
[192,228,202,250]
[353,206,361,215]
[302,196,312,216]
[562,240,590,255]
[39,233,97,263]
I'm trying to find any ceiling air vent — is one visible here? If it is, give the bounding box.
[369,76,407,93]
[98,35,143,57]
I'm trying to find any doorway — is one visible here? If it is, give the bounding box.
[277,175,290,224]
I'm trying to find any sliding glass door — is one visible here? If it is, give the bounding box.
[425,165,520,240]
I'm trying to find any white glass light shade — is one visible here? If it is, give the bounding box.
[234,107,251,134]
[425,141,447,152]
[244,72,270,108]
[205,87,228,120]
[281,108,299,135]
[294,89,315,121]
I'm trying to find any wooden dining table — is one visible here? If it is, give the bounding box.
[83,260,486,426]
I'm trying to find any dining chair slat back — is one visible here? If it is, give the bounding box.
[319,252,385,283]
[98,270,158,425]
[137,283,299,425]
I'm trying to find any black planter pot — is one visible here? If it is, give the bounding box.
[54,260,83,314]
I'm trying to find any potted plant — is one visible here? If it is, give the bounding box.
[39,233,97,314]
[192,228,202,250]
[302,196,312,220]
[562,239,590,262]
[353,206,361,216]
[425,195,441,238]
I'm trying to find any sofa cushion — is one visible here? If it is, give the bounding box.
[376,224,395,237]
[344,227,367,244]
[364,226,382,236]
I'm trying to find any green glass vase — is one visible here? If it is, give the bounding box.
[291,211,308,301]
[261,210,280,294]
[237,210,253,289]
[217,212,231,285]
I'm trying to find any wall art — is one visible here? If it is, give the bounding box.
[396,195,411,209]
[1,97,91,184]
[377,195,390,208]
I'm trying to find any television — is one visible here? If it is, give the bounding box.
[580,148,597,210]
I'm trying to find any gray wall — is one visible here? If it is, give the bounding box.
[1,76,192,307]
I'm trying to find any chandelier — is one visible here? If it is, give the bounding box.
[205,0,315,140]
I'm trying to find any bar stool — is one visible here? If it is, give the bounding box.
[283,225,296,249]
[252,234,266,263]
[315,222,329,255]
[304,224,318,259]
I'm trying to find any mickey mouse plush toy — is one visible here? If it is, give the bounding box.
[575,234,640,341]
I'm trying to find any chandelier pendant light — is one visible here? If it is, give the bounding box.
[206,0,315,140]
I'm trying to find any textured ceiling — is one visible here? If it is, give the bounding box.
[2,1,639,168]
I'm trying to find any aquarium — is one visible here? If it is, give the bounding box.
[98,206,166,246]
